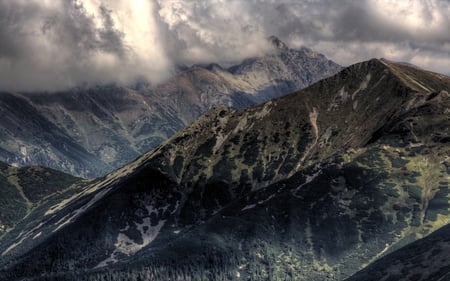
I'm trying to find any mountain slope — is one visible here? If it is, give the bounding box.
[0,59,448,281]
[0,92,112,176]
[0,38,341,178]
[0,161,83,238]
[346,222,450,281]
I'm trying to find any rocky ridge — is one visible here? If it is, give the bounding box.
[0,37,341,178]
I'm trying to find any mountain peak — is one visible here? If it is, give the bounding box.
[267,35,288,50]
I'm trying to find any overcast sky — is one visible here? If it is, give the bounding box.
[0,0,448,91]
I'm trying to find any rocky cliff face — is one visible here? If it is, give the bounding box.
[0,59,448,281]
[0,38,341,178]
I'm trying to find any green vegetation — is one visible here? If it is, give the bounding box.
[0,163,83,238]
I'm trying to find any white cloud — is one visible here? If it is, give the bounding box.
[156,0,272,64]
[0,0,173,91]
[0,0,448,92]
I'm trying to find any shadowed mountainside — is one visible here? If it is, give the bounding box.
[0,161,84,238]
[0,59,449,281]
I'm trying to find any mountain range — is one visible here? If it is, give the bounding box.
[0,37,341,178]
[0,58,449,281]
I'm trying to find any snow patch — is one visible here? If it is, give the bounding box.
[94,253,118,268]
[45,151,150,217]
[304,171,321,185]
[233,115,248,134]
[372,74,386,89]
[291,107,319,176]
[2,222,45,255]
[5,148,156,257]
[242,194,276,212]
[352,73,371,99]
[212,131,231,155]
[241,204,257,211]
[253,101,272,119]
[2,241,24,256]
[258,194,276,205]
[353,100,358,111]
[45,197,75,216]
[294,168,322,193]
[328,86,349,111]
[318,127,333,147]
[95,220,165,268]
[45,178,115,216]
[338,86,349,102]
[120,224,130,232]
[20,145,27,157]
[95,202,179,269]
[379,243,390,256]
[117,219,164,255]
[404,74,432,92]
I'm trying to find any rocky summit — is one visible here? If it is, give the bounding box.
[0,37,341,178]
[0,59,449,281]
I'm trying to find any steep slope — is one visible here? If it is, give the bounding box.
[0,92,111,176]
[0,161,84,238]
[0,59,448,281]
[144,59,448,190]
[346,223,450,281]
[0,38,341,178]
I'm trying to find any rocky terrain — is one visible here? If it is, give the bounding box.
[0,59,448,281]
[0,37,341,178]
[347,222,450,281]
[0,161,83,238]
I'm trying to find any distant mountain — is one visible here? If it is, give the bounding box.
[0,37,342,178]
[1,59,448,281]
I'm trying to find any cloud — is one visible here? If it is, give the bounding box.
[0,0,448,91]
[0,0,172,91]
[156,0,272,64]
[269,0,450,73]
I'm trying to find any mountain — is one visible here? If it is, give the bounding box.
[346,223,450,281]
[0,37,342,178]
[0,59,448,281]
[0,161,83,238]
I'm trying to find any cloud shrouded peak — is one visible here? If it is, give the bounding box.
[0,0,448,92]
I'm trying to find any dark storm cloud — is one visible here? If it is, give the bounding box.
[97,5,127,56]
[0,1,126,61]
[0,0,448,91]
[0,2,41,58]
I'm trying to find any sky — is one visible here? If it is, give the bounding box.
[0,0,448,91]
